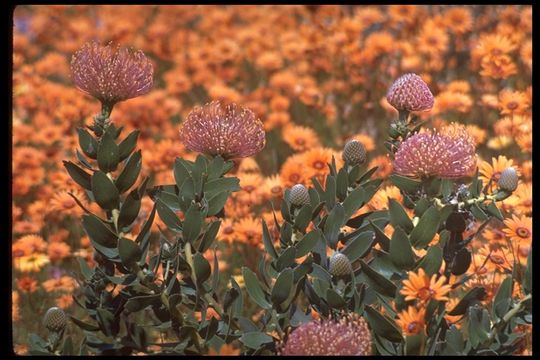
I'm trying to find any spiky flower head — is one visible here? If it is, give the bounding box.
[71,41,154,109]
[329,252,352,277]
[43,307,67,333]
[386,73,434,112]
[393,125,477,179]
[342,140,367,165]
[497,167,519,192]
[278,312,371,355]
[179,101,266,160]
[289,184,310,206]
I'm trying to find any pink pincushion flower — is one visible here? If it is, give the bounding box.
[71,41,153,108]
[393,126,477,179]
[279,313,371,356]
[386,73,434,112]
[179,101,266,159]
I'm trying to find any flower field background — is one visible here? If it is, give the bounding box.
[12,5,531,355]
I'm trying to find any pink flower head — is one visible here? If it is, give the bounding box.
[179,101,266,159]
[279,313,371,356]
[71,41,153,108]
[386,73,434,112]
[394,126,477,179]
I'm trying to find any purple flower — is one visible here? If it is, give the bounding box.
[179,101,266,159]
[386,73,434,112]
[393,127,477,179]
[279,313,371,355]
[70,41,153,108]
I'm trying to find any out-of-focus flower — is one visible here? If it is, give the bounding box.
[13,253,50,272]
[179,101,266,159]
[396,306,426,336]
[400,268,452,302]
[71,41,154,108]
[282,124,320,152]
[279,313,371,355]
[16,276,38,293]
[386,73,434,112]
[393,126,476,179]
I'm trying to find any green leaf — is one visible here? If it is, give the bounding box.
[118,237,142,267]
[414,198,431,217]
[388,199,413,233]
[198,220,221,253]
[524,249,532,295]
[96,308,118,337]
[324,175,336,210]
[125,294,162,312]
[441,179,453,198]
[467,306,490,348]
[174,158,192,189]
[336,167,348,201]
[77,127,98,159]
[390,174,421,193]
[193,252,211,284]
[69,315,100,331]
[365,305,403,342]
[135,203,156,262]
[118,189,141,232]
[63,160,92,190]
[91,171,119,210]
[409,206,440,248]
[324,203,345,249]
[156,198,182,232]
[470,203,488,221]
[294,205,312,233]
[485,202,504,221]
[359,259,397,297]
[295,230,321,258]
[239,332,273,349]
[271,268,294,306]
[97,128,119,172]
[342,186,366,219]
[326,288,347,308]
[118,130,139,162]
[493,276,513,320]
[357,166,379,184]
[82,214,117,248]
[262,219,278,259]
[242,267,271,309]
[204,177,240,198]
[341,231,374,262]
[276,247,297,271]
[451,248,471,276]
[417,245,443,276]
[444,325,464,355]
[390,226,415,270]
[115,150,142,193]
[406,333,425,356]
[447,287,487,316]
[369,219,391,252]
[207,191,230,216]
[77,257,93,280]
[183,205,204,242]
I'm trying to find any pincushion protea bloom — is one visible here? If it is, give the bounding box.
[393,125,477,179]
[278,312,371,355]
[71,41,153,109]
[386,73,434,112]
[179,101,265,159]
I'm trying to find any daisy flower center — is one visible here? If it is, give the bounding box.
[516,227,531,238]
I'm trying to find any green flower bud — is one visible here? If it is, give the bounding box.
[43,307,67,333]
[329,252,352,277]
[497,167,519,192]
[289,184,310,206]
[342,140,367,165]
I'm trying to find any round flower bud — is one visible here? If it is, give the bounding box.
[289,184,310,206]
[342,140,366,165]
[386,73,434,112]
[279,312,372,355]
[329,252,352,277]
[497,167,519,193]
[43,307,67,333]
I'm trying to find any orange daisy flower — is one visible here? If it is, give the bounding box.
[443,7,472,35]
[16,276,38,293]
[282,124,320,152]
[280,153,309,187]
[400,268,452,303]
[396,306,426,336]
[238,157,261,174]
[369,155,393,179]
[498,89,530,116]
[263,174,284,201]
[503,214,532,243]
[49,189,86,217]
